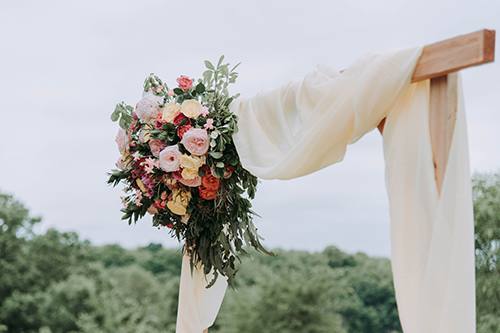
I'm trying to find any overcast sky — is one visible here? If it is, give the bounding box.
[1,0,498,258]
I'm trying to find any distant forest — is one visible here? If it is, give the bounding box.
[0,171,499,332]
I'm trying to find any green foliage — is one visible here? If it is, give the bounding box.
[472,171,500,332]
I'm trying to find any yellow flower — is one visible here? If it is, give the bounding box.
[136,179,147,193]
[121,152,133,169]
[180,99,201,118]
[166,188,191,215]
[162,101,181,122]
[179,154,200,172]
[181,168,198,180]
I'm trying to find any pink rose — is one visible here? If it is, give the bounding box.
[159,145,181,172]
[176,76,193,90]
[115,128,130,154]
[136,93,162,122]
[181,128,209,156]
[149,140,166,158]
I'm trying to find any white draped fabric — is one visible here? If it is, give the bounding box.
[176,46,476,332]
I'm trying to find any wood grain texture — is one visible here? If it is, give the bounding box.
[429,73,458,194]
[412,29,495,82]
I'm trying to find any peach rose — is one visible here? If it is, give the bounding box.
[162,101,181,123]
[159,145,181,172]
[147,205,159,215]
[178,176,202,187]
[176,76,193,90]
[180,99,201,118]
[115,128,130,154]
[149,140,166,158]
[181,128,209,156]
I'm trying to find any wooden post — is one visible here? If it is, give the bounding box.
[429,73,458,194]
[377,29,495,194]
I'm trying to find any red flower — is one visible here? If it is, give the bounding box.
[201,173,220,191]
[176,76,193,90]
[177,125,193,139]
[199,187,217,200]
[173,111,191,127]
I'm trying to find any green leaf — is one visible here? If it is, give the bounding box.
[216,161,224,168]
[210,151,223,159]
[110,110,120,122]
[204,60,215,70]
[174,88,183,95]
[210,131,219,139]
[217,55,225,67]
[196,83,206,94]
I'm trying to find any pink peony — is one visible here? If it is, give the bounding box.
[115,128,130,154]
[136,93,162,122]
[149,140,166,158]
[176,76,193,90]
[159,145,181,172]
[181,128,209,156]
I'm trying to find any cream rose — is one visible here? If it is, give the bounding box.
[181,168,198,180]
[180,100,201,118]
[166,188,191,215]
[162,101,181,122]
[179,154,200,172]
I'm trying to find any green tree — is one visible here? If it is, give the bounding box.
[472,171,500,332]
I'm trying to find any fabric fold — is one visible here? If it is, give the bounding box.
[229,47,475,332]
[176,45,475,332]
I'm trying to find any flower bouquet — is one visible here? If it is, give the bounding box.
[108,56,274,288]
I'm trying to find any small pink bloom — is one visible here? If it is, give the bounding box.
[159,145,181,172]
[181,128,209,156]
[176,76,193,90]
[135,198,143,206]
[200,106,209,117]
[132,152,141,161]
[149,140,166,158]
[168,89,175,97]
[160,191,168,200]
[115,128,130,154]
[204,118,214,130]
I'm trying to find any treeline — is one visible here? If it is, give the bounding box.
[0,171,499,332]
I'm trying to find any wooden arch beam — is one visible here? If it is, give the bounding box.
[377,29,495,194]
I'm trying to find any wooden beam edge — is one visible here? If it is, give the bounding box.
[411,29,496,82]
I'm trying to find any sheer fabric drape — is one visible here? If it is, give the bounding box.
[176,46,475,332]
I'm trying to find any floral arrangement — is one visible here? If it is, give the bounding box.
[108,56,273,288]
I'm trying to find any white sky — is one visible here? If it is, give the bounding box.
[1,0,498,257]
